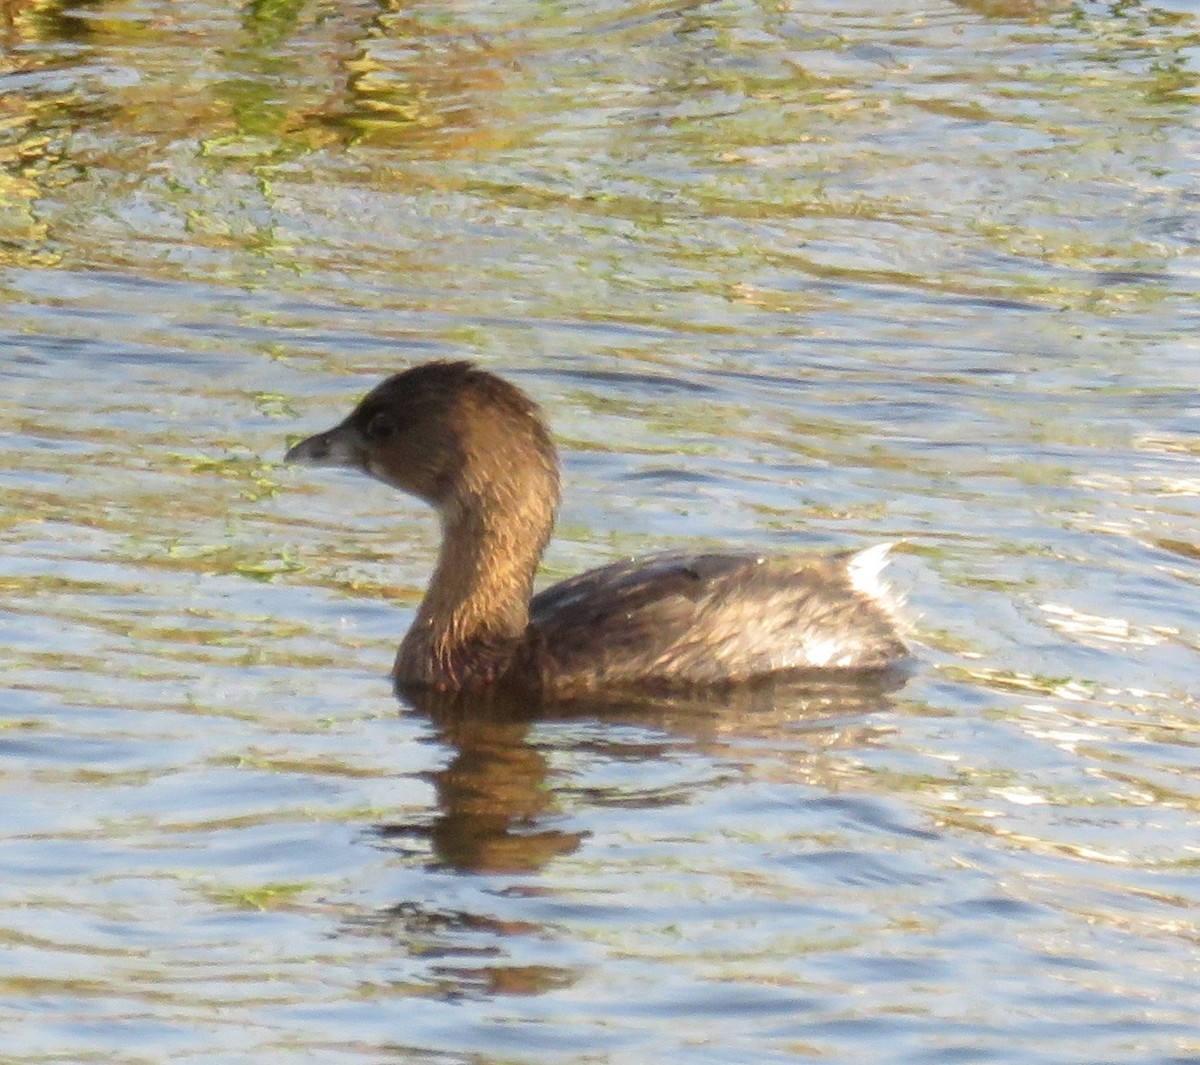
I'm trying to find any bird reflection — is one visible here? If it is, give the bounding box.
[377,671,909,876]
[362,672,907,1000]
[422,709,584,874]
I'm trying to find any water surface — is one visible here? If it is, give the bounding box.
[1,1,1198,1062]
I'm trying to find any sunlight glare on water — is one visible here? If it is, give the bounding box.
[1,0,1198,1062]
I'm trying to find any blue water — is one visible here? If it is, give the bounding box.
[1,1,1198,1062]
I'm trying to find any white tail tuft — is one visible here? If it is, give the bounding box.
[847,542,901,613]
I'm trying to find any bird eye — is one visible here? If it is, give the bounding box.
[364,412,394,442]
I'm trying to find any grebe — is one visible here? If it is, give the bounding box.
[285,361,906,696]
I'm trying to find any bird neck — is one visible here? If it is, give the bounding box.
[396,484,556,689]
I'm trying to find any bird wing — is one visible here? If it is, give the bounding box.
[529,550,902,692]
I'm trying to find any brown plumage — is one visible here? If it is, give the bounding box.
[285,361,908,697]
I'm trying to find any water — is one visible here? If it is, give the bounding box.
[1,1,1198,1062]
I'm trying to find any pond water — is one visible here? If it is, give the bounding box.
[1,0,1198,1062]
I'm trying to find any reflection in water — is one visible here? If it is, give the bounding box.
[396,673,907,873]
[231,0,525,154]
[3,0,97,45]
[406,710,584,875]
[2,0,1198,1059]
[365,674,905,999]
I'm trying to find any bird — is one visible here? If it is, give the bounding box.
[285,361,907,698]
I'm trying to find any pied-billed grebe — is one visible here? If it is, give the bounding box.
[285,361,907,696]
